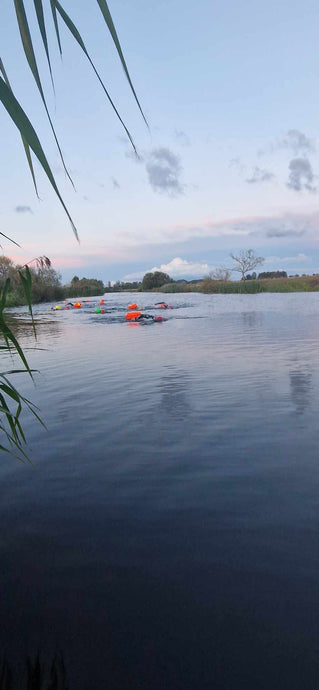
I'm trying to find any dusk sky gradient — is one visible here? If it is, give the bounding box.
[2,0,319,282]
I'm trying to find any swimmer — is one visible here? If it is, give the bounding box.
[125,311,163,322]
[135,313,163,323]
[154,302,171,309]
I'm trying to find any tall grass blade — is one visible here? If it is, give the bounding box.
[0,279,34,376]
[54,0,137,153]
[1,374,47,429]
[0,384,21,404]
[21,137,39,196]
[0,57,38,196]
[18,266,36,337]
[13,0,44,96]
[95,0,148,127]
[13,0,74,188]
[0,229,21,247]
[50,0,62,55]
[33,0,55,90]
[0,318,33,377]
[0,393,18,440]
[0,76,79,241]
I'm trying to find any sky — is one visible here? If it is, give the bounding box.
[1,0,319,283]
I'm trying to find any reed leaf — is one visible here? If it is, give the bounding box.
[18,266,36,337]
[0,436,29,462]
[95,0,148,127]
[0,76,79,241]
[54,0,137,153]
[1,373,46,427]
[0,280,33,376]
[0,394,18,439]
[0,57,38,197]
[13,0,74,187]
[0,367,46,463]
[50,0,62,55]
[0,230,21,247]
[33,0,55,89]
[0,441,26,464]
[0,383,21,403]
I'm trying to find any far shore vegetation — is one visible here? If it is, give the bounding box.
[2,257,319,309]
[133,272,319,294]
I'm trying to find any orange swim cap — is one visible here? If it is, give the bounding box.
[128,303,137,310]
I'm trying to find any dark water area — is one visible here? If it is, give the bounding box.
[1,292,319,688]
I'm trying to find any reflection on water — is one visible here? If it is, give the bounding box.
[241,310,264,329]
[5,312,63,349]
[289,366,312,415]
[157,366,193,421]
[1,292,319,689]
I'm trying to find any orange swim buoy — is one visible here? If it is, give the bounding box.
[125,311,141,320]
[128,303,137,310]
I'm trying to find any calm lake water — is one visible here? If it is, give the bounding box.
[1,292,319,688]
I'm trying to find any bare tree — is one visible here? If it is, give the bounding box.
[209,267,231,282]
[230,249,264,281]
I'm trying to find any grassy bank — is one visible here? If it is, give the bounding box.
[158,274,319,294]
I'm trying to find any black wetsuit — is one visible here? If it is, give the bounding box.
[136,313,155,321]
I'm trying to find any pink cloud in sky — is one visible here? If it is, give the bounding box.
[49,256,85,269]
[4,252,84,270]
[4,252,30,266]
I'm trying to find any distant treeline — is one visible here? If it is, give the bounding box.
[0,258,105,307]
[2,256,319,307]
[247,271,288,280]
[195,274,319,294]
[66,276,104,297]
[133,270,319,294]
[106,272,202,293]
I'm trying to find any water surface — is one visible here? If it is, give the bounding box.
[1,292,319,688]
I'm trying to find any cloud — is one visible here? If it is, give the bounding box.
[124,143,184,195]
[146,148,184,196]
[282,130,315,155]
[266,229,306,238]
[15,205,33,214]
[174,129,190,146]
[150,257,209,277]
[113,211,316,252]
[265,253,308,264]
[48,256,86,269]
[259,129,316,157]
[246,167,275,184]
[287,158,316,193]
[229,157,245,174]
[121,270,146,281]
[123,257,211,281]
